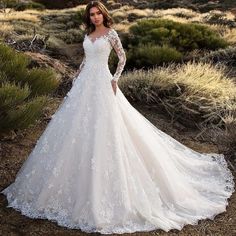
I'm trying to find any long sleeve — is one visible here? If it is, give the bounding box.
[109,29,126,82]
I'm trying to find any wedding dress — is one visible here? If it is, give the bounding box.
[1,28,235,234]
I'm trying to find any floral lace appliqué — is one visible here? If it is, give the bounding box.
[107,29,126,82]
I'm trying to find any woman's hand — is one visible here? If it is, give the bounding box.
[111,79,117,95]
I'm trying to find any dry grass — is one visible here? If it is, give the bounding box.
[202,10,236,22]
[112,10,127,18]
[152,8,236,27]
[171,62,235,99]
[206,24,236,45]
[113,22,131,33]
[112,10,127,22]
[127,8,153,17]
[0,23,13,37]
[222,28,236,45]
[153,7,202,23]
[120,62,236,126]
[0,9,39,22]
[154,8,199,18]
[159,15,189,24]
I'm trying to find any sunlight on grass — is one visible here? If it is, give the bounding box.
[121,62,236,125]
[209,24,236,45]
[0,23,13,36]
[222,28,236,45]
[0,10,39,22]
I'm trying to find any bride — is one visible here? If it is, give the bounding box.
[1,1,235,234]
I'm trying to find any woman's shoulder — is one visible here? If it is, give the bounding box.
[107,28,119,38]
[108,27,116,33]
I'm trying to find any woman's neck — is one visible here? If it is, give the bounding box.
[94,24,107,32]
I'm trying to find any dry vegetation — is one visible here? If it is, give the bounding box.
[0,1,236,235]
[120,62,236,126]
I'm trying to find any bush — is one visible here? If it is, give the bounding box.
[200,46,236,67]
[203,11,236,26]
[124,19,228,69]
[25,68,59,96]
[0,43,59,132]
[0,0,45,11]
[15,1,45,11]
[0,91,47,130]
[75,9,86,26]
[127,44,182,69]
[0,0,18,8]
[45,36,68,57]
[33,0,89,9]
[129,19,228,51]
[56,29,84,44]
[112,11,127,23]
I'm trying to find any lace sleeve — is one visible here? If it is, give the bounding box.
[108,29,126,82]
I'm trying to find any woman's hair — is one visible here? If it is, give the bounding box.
[83,1,113,34]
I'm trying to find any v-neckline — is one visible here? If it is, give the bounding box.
[86,29,113,44]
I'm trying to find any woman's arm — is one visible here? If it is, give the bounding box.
[109,29,126,82]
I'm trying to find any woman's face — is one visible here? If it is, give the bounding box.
[89,6,104,27]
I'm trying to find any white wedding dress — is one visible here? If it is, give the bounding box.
[1,28,235,234]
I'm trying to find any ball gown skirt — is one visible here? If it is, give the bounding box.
[1,28,235,234]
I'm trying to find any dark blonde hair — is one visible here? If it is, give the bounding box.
[83,1,113,35]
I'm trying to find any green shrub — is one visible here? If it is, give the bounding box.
[124,19,228,70]
[0,44,29,82]
[0,0,18,8]
[129,19,228,51]
[127,44,182,69]
[15,1,45,11]
[0,81,30,109]
[75,9,86,25]
[1,93,47,130]
[56,29,84,44]
[0,0,45,11]
[26,68,58,96]
[0,43,59,132]
[45,36,68,57]
[13,21,41,35]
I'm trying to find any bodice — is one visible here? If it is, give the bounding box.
[83,34,113,67]
[79,28,126,82]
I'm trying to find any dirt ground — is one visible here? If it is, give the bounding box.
[0,100,235,236]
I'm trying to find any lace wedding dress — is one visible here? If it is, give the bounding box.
[1,28,235,234]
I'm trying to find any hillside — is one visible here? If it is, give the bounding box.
[0,1,235,235]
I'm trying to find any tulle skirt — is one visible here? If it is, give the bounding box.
[1,64,235,234]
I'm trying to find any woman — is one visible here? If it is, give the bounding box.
[1,1,235,234]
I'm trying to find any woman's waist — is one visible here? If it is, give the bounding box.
[85,57,109,64]
[84,61,109,69]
